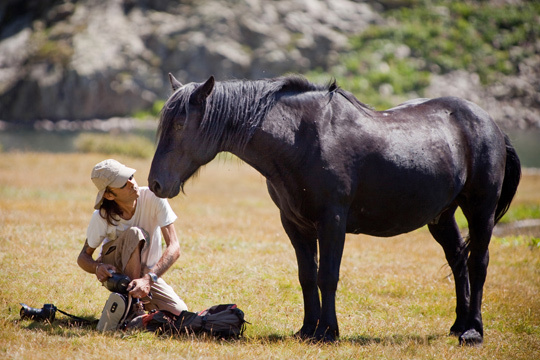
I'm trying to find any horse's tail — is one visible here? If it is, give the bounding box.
[494,134,521,225]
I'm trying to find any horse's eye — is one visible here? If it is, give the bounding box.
[174,124,183,131]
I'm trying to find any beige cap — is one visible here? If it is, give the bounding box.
[91,159,136,209]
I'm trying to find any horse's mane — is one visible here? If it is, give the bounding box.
[158,76,367,150]
[335,88,373,115]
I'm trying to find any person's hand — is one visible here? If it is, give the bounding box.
[127,277,151,299]
[95,263,116,283]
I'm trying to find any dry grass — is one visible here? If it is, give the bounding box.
[0,152,539,359]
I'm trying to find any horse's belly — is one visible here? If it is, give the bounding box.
[345,147,465,236]
[346,184,456,237]
[346,216,427,237]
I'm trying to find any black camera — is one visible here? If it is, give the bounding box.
[20,303,57,322]
[104,272,131,294]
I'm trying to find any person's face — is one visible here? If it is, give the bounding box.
[105,174,140,203]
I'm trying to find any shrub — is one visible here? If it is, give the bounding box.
[133,100,166,119]
[307,0,540,109]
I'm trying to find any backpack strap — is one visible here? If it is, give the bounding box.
[200,315,208,333]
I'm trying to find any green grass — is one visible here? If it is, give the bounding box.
[453,204,540,230]
[74,133,155,159]
[500,204,540,224]
[1,152,539,359]
[133,100,166,120]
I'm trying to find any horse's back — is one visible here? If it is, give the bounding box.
[421,96,507,178]
[265,91,507,237]
[342,96,506,236]
[382,96,506,161]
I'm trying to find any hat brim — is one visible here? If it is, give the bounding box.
[93,166,136,210]
[94,189,106,210]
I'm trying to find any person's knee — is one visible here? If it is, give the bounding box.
[165,299,188,316]
[124,227,147,249]
[176,299,188,313]
[125,227,145,241]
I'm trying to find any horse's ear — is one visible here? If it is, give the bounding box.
[191,76,215,104]
[168,73,183,91]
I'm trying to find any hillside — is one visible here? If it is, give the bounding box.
[0,0,538,130]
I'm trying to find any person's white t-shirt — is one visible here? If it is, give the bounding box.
[86,186,177,268]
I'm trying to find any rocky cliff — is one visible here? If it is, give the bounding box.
[0,0,538,130]
[0,0,380,122]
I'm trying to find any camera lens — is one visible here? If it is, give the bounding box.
[104,273,131,294]
[19,303,56,322]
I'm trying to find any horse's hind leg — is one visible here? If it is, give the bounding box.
[458,201,497,346]
[428,204,470,337]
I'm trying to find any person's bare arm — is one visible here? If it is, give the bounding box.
[150,223,180,277]
[128,223,180,298]
[77,239,116,282]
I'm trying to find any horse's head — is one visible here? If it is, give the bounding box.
[148,74,216,198]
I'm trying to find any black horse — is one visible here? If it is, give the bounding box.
[148,74,521,344]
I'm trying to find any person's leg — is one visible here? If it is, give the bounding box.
[123,239,143,280]
[143,278,188,315]
[101,227,147,277]
[99,228,186,314]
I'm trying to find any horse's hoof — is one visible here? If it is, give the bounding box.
[314,328,338,343]
[294,326,316,340]
[449,323,466,337]
[319,333,337,343]
[459,329,483,346]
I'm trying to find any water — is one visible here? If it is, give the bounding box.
[506,130,540,169]
[0,131,79,153]
[0,129,156,153]
[1,128,539,168]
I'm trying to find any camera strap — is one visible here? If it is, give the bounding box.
[56,308,97,325]
[20,303,97,325]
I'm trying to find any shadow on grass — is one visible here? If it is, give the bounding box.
[19,319,449,346]
[341,333,448,346]
[248,332,449,346]
[20,317,98,333]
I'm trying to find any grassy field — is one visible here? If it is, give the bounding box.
[0,152,539,359]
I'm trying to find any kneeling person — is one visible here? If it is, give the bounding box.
[77,159,187,327]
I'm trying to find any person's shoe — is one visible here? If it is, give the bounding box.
[96,293,127,332]
[125,313,147,330]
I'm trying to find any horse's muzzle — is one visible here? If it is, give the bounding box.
[149,179,183,198]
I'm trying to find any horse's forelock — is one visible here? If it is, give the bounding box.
[157,83,198,140]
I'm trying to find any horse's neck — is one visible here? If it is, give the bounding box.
[228,123,305,181]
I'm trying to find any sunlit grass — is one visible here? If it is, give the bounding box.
[0,152,539,359]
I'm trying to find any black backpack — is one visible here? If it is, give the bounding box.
[137,304,248,339]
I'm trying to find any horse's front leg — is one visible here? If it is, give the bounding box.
[280,214,320,338]
[315,209,347,342]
